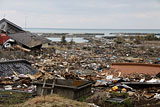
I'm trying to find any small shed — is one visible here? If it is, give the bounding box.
[34,79,92,100]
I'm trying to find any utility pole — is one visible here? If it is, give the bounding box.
[3,13,5,18]
[24,16,27,30]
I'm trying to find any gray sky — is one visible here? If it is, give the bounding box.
[0,0,160,29]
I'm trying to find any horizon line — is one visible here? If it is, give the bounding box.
[24,27,160,30]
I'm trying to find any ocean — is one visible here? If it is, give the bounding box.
[26,28,160,36]
[25,28,160,43]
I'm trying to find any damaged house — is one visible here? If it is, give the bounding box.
[0,18,50,49]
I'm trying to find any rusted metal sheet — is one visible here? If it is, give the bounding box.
[110,63,160,75]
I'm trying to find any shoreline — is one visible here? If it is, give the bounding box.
[35,33,104,38]
[35,32,160,38]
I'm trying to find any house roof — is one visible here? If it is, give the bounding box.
[0,18,24,33]
[0,59,39,77]
[9,31,50,48]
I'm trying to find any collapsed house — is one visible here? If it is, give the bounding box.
[9,31,50,49]
[0,18,50,49]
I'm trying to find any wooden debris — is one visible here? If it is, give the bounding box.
[15,45,31,52]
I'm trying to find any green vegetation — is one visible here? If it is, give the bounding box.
[108,92,133,107]
[129,34,160,44]
[69,38,75,45]
[0,90,32,105]
[61,35,67,44]
[144,34,159,41]
[79,96,88,102]
[114,35,125,44]
[110,91,128,98]
[109,98,133,107]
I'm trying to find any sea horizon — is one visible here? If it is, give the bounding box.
[25,27,160,30]
[25,28,160,36]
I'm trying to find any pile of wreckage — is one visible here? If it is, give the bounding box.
[0,59,92,103]
[0,18,50,50]
[0,18,160,106]
[85,63,160,106]
[0,58,159,106]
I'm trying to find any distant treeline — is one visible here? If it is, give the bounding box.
[114,34,160,44]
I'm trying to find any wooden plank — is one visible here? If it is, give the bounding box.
[50,79,56,94]
[41,79,46,96]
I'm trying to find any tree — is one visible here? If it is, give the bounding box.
[61,35,67,44]
[69,38,75,45]
[145,34,157,41]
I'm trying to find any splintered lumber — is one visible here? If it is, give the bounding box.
[0,80,14,85]
[27,72,43,80]
[15,45,31,52]
[39,68,53,79]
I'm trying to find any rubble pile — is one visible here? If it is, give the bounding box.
[0,19,160,106]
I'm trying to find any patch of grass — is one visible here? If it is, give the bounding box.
[16,94,89,107]
[123,98,133,107]
[0,90,32,104]
[110,91,128,98]
[79,96,88,102]
[109,98,133,107]
[110,102,125,107]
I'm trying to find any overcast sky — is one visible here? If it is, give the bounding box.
[0,0,160,29]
